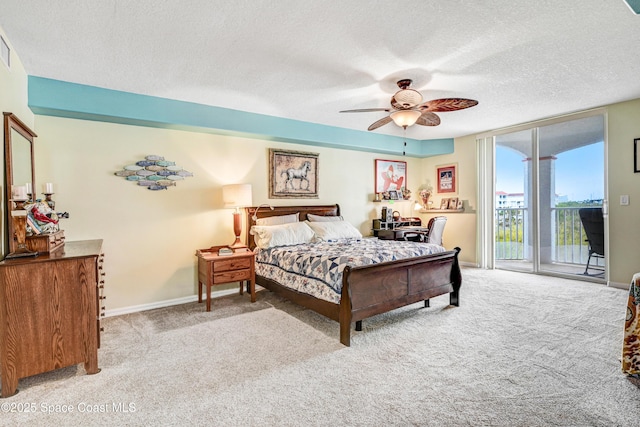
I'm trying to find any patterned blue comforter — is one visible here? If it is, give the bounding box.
[255,238,446,304]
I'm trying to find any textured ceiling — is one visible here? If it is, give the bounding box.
[2,0,640,139]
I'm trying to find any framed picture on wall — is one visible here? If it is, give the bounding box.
[436,163,457,194]
[269,149,319,198]
[375,159,407,193]
[635,138,640,173]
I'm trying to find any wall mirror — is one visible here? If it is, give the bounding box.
[3,112,37,255]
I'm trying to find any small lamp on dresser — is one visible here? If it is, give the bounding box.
[222,183,253,249]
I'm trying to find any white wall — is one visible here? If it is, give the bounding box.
[34,116,425,311]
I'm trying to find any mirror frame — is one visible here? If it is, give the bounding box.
[3,112,37,254]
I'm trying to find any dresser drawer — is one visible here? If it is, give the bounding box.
[213,269,250,284]
[213,257,251,272]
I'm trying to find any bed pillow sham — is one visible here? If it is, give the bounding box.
[305,220,363,240]
[255,212,299,226]
[306,213,344,222]
[252,221,315,249]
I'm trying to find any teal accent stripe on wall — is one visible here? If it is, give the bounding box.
[27,76,454,158]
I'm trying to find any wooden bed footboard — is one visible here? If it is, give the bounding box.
[339,247,461,346]
[246,205,462,347]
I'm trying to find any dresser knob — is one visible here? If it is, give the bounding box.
[100,327,104,332]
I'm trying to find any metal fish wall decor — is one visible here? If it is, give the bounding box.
[115,155,194,190]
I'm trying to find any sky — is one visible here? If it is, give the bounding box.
[496,142,604,202]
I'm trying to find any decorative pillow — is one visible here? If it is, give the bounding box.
[252,221,315,249]
[305,220,363,240]
[255,212,299,226]
[307,213,344,222]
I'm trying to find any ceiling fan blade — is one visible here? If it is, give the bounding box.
[416,112,441,127]
[368,116,393,131]
[339,108,392,113]
[418,98,478,112]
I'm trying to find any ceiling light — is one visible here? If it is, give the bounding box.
[394,89,423,107]
[390,110,422,128]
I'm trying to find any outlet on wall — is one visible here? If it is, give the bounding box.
[620,195,630,205]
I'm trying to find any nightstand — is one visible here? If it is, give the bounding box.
[196,246,256,312]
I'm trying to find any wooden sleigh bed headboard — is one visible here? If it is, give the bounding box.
[244,204,340,249]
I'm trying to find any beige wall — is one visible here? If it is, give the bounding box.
[607,98,640,285]
[0,26,34,258]
[0,26,33,127]
[419,134,478,265]
[34,116,425,312]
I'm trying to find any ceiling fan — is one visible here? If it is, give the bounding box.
[340,79,478,131]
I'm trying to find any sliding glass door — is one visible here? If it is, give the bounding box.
[489,113,606,280]
[495,129,534,272]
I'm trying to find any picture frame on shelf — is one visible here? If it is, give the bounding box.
[448,197,459,210]
[436,163,457,194]
[456,198,464,210]
[439,198,450,210]
[375,159,407,194]
[388,190,399,200]
[269,148,319,199]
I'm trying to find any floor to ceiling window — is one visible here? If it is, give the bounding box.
[485,112,606,281]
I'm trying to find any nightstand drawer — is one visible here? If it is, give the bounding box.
[213,269,250,284]
[213,258,251,272]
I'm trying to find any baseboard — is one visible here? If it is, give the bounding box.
[104,287,240,318]
[460,261,479,268]
[608,280,630,290]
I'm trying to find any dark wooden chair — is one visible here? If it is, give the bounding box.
[578,207,605,276]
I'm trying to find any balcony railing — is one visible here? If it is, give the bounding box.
[495,206,604,268]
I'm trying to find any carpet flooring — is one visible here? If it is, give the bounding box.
[2,268,639,426]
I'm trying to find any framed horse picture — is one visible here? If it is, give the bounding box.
[269,149,319,198]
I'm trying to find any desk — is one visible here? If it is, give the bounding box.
[623,273,640,375]
[377,227,430,241]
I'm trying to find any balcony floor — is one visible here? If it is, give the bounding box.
[496,259,605,282]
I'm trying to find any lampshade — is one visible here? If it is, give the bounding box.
[390,110,422,128]
[222,184,252,208]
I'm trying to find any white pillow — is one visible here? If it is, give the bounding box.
[252,221,315,249]
[307,213,344,222]
[255,212,299,226]
[306,220,362,240]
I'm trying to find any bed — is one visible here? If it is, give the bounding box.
[245,204,462,346]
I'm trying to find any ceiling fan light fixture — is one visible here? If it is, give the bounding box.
[393,89,423,107]
[390,110,422,128]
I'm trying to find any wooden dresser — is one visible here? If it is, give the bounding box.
[0,239,105,397]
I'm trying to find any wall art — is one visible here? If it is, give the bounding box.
[375,159,407,194]
[115,155,193,190]
[269,149,318,198]
[436,163,457,194]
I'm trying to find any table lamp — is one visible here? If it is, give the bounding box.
[222,183,253,249]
